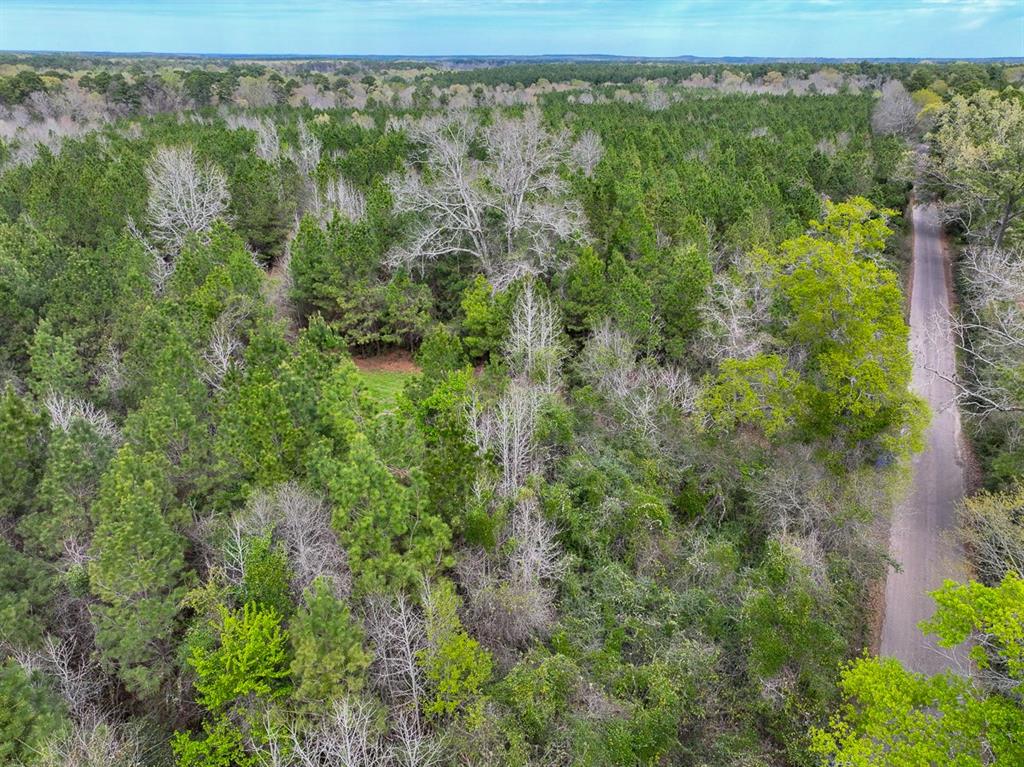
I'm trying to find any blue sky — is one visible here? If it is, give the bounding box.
[1,0,1021,58]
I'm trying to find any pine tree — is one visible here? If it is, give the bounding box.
[89,446,187,697]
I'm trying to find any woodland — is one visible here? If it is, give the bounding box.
[0,55,1021,766]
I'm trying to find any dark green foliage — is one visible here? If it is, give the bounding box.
[0,386,46,520]
[89,446,187,697]
[0,660,66,765]
[0,540,54,648]
[21,419,114,558]
[314,431,452,595]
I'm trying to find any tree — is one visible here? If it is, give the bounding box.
[698,354,800,439]
[871,79,919,137]
[187,602,291,713]
[144,145,230,254]
[0,385,46,520]
[388,109,587,289]
[21,417,113,559]
[957,483,1024,585]
[88,446,186,697]
[928,90,1024,248]
[811,573,1024,766]
[313,432,451,595]
[0,659,66,766]
[504,280,565,392]
[289,578,371,708]
[768,205,924,455]
[418,578,492,722]
[416,368,480,532]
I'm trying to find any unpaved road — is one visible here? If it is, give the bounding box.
[879,201,970,675]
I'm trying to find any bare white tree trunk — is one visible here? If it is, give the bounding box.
[144,145,230,254]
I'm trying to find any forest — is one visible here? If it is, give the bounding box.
[0,54,1022,766]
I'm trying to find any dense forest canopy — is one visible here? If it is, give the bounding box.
[0,54,1021,767]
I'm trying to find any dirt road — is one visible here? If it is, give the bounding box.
[879,201,971,675]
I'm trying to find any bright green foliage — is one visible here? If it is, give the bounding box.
[173,715,258,767]
[811,572,1024,767]
[0,659,67,766]
[768,202,923,453]
[240,535,294,617]
[419,579,493,721]
[89,446,186,697]
[189,602,291,713]
[809,196,897,257]
[0,385,46,519]
[811,656,1024,766]
[922,573,1024,682]
[289,578,371,707]
[317,431,451,595]
[698,354,800,438]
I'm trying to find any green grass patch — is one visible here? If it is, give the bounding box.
[358,369,417,405]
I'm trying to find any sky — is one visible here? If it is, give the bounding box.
[1,0,1021,59]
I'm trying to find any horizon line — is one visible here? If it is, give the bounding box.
[3,49,1022,63]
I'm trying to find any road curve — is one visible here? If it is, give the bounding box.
[879,201,971,675]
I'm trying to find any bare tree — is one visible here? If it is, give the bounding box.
[871,80,918,137]
[696,256,772,363]
[321,176,367,223]
[44,389,122,445]
[958,485,1024,587]
[472,381,544,497]
[233,77,279,109]
[364,593,426,710]
[570,129,603,177]
[578,320,698,443]
[144,145,230,254]
[926,246,1024,415]
[294,118,322,180]
[504,281,565,391]
[387,109,587,289]
[265,698,387,767]
[228,482,350,599]
[458,496,566,650]
[32,720,144,767]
